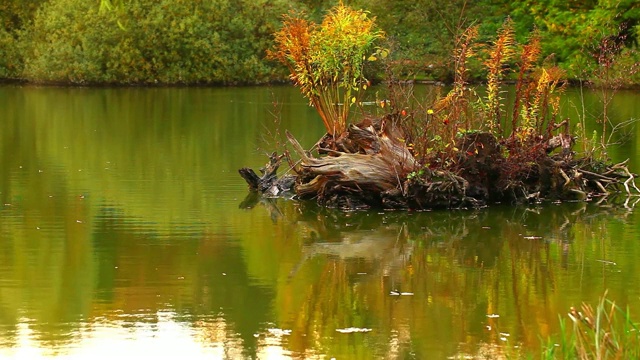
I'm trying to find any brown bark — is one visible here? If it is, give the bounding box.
[238,152,294,196]
[286,116,419,207]
[239,116,639,210]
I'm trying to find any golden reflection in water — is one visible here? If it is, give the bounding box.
[0,312,297,359]
[2,86,640,359]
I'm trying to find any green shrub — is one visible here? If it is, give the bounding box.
[0,0,46,79]
[0,27,17,79]
[0,1,45,31]
[21,0,293,85]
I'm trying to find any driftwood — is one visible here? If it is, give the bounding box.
[238,152,295,197]
[287,115,419,208]
[239,115,639,210]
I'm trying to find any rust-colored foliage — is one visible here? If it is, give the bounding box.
[512,33,541,131]
[268,15,324,126]
[396,20,571,185]
[484,18,516,133]
[268,4,384,137]
[409,26,479,165]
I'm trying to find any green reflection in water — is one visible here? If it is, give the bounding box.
[0,85,639,359]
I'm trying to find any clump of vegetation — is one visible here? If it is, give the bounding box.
[241,4,639,210]
[535,293,640,359]
[487,292,640,359]
[268,3,384,136]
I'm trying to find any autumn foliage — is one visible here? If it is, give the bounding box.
[269,4,384,136]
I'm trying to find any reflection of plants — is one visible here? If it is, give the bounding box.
[269,4,384,136]
[248,197,640,358]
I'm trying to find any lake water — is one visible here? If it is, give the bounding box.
[1,85,640,359]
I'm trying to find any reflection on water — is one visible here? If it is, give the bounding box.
[265,199,640,359]
[0,312,296,359]
[1,85,640,359]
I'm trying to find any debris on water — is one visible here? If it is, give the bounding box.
[523,236,542,240]
[482,226,491,229]
[596,259,617,265]
[267,328,292,336]
[336,327,372,333]
[389,290,413,296]
[486,314,500,318]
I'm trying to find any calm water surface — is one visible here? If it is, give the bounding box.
[1,85,640,359]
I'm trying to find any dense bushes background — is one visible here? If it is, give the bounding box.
[5,0,294,85]
[0,0,638,85]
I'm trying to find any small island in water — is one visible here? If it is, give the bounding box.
[240,4,639,210]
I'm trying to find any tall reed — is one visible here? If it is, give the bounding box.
[540,292,640,359]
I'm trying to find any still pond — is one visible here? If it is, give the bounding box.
[1,85,640,359]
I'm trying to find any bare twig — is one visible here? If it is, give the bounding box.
[559,168,571,187]
[594,180,608,194]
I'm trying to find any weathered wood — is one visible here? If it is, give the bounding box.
[238,152,295,196]
[286,118,420,208]
[239,115,639,210]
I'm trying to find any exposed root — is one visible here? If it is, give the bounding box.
[238,152,295,196]
[559,168,571,187]
[240,123,638,210]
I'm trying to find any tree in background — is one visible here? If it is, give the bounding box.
[0,0,639,85]
[506,0,639,79]
[20,0,294,85]
[0,0,46,79]
[351,0,488,81]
